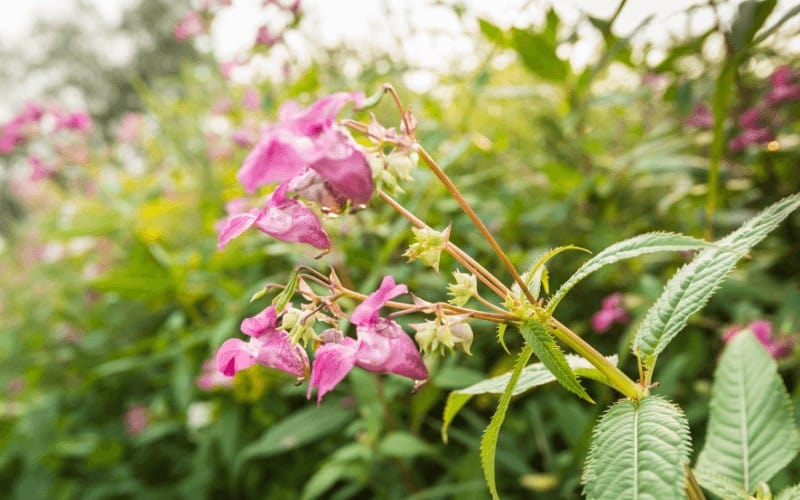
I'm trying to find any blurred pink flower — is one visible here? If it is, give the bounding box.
[219,60,238,80]
[591,293,629,333]
[196,359,234,390]
[28,155,51,181]
[307,276,428,404]
[217,183,330,250]
[237,91,373,205]
[255,25,282,47]
[242,87,261,111]
[116,113,143,143]
[56,111,92,133]
[0,118,26,154]
[211,98,232,114]
[767,66,800,105]
[124,405,149,436]
[729,127,774,152]
[216,304,310,379]
[231,128,256,147]
[723,320,795,360]
[684,103,713,129]
[174,11,205,41]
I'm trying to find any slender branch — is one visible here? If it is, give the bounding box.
[685,465,707,500]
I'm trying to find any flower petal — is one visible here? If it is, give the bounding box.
[307,129,373,204]
[217,210,258,249]
[255,184,331,249]
[355,321,428,381]
[216,338,255,376]
[307,337,359,404]
[350,276,408,327]
[236,130,308,193]
[256,333,310,379]
[240,304,278,337]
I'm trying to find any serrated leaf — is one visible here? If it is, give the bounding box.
[695,331,800,493]
[514,245,587,302]
[547,232,721,313]
[777,484,800,500]
[236,402,355,469]
[496,323,510,354]
[441,354,617,443]
[583,396,691,500]
[520,320,593,403]
[481,346,533,500]
[633,193,800,371]
[692,469,749,499]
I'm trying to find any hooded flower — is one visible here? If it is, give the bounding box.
[307,276,428,404]
[723,320,795,360]
[217,183,331,250]
[591,293,630,333]
[237,92,373,205]
[216,304,310,379]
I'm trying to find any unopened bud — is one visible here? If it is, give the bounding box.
[284,306,317,347]
[404,224,451,274]
[448,271,477,306]
[385,151,417,181]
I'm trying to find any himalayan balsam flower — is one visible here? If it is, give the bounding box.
[591,293,629,333]
[242,87,261,111]
[767,66,800,105]
[216,304,310,379]
[174,10,204,41]
[255,25,282,47]
[28,155,51,181]
[723,320,795,360]
[684,103,713,129]
[217,183,330,250]
[307,276,428,404]
[56,111,92,133]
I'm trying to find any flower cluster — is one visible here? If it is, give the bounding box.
[686,65,800,152]
[591,293,629,333]
[216,276,429,404]
[723,319,795,360]
[217,92,373,251]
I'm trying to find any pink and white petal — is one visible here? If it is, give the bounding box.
[350,276,408,327]
[240,304,278,337]
[287,92,364,136]
[307,337,359,404]
[256,186,330,249]
[353,324,393,370]
[256,332,310,378]
[309,137,373,204]
[216,338,255,376]
[236,132,307,193]
[379,330,429,381]
[217,211,258,249]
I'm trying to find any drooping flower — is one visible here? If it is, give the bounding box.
[307,276,428,404]
[722,320,795,360]
[591,293,630,333]
[236,92,373,205]
[216,304,310,379]
[217,183,330,250]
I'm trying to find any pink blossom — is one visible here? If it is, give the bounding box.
[196,359,234,390]
[237,92,373,205]
[219,60,238,80]
[591,293,629,333]
[20,101,43,123]
[231,128,256,147]
[116,113,143,143]
[56,111,92,133]
[684,103,713,129]
[28,155,51,181]
[255,25,282,47]
[729,127,774,152]
[307,276,428,404]
[723,320,795,360]
[217,183,330,250]
[242,87,261,111]
[124,405,149,436]
[174,11,205,41]
[767,66,800,104]
[216,304,310,379]
[0,120,25,154]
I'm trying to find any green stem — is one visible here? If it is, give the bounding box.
[549,318,644,401]
[685,465,707,500]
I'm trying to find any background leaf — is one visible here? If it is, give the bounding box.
[695,331,800,493]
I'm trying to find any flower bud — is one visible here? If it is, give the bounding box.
[404,224,451,274]
[284,306,317,346]
[448,271,477,306]
[385,151,417,181]
[447,318,473,355]
[412,321,438,355]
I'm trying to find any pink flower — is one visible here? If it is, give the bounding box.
[242,87,261,111]
[237,92,373,205]
[591,293,629,333]
[216,304,310,379]
[56,111,92,133]
[231,128,256,147]
[729,127,774,152]
[124,405,149,435]
[217,183,331,249]
[196,359,234,390]
[0,120,25,154]
[307,276,428,404]
[254,25,282,47]
[211,98,232,114]
[723,320,795,360]
[219,60,238,80]
[116,113,143,143]
[767,66,800,105]
[20,101,43,123]
[685,103,713,129]
[174,11,205,41]
[28,155,51,181]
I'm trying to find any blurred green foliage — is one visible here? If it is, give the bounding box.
[1,1,799,498]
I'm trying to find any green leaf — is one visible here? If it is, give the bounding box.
[481,345,533,500]
[510,27,568,82]
[583,396,691,500]
[478,18,509,47]
[441,353,617,442]
[520,320,593,403]
[753,4,800,44]
[777,484,800,500]
[378,432,435,459]
[496,323,510,354]
[692,469,749,500]
[272,268,300,312]
[695,331,800,493]
[547,232,720,313]
[237,402,355,467]
[633,193,800,371]
[514,245,587,302]
[730,0,777,54]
